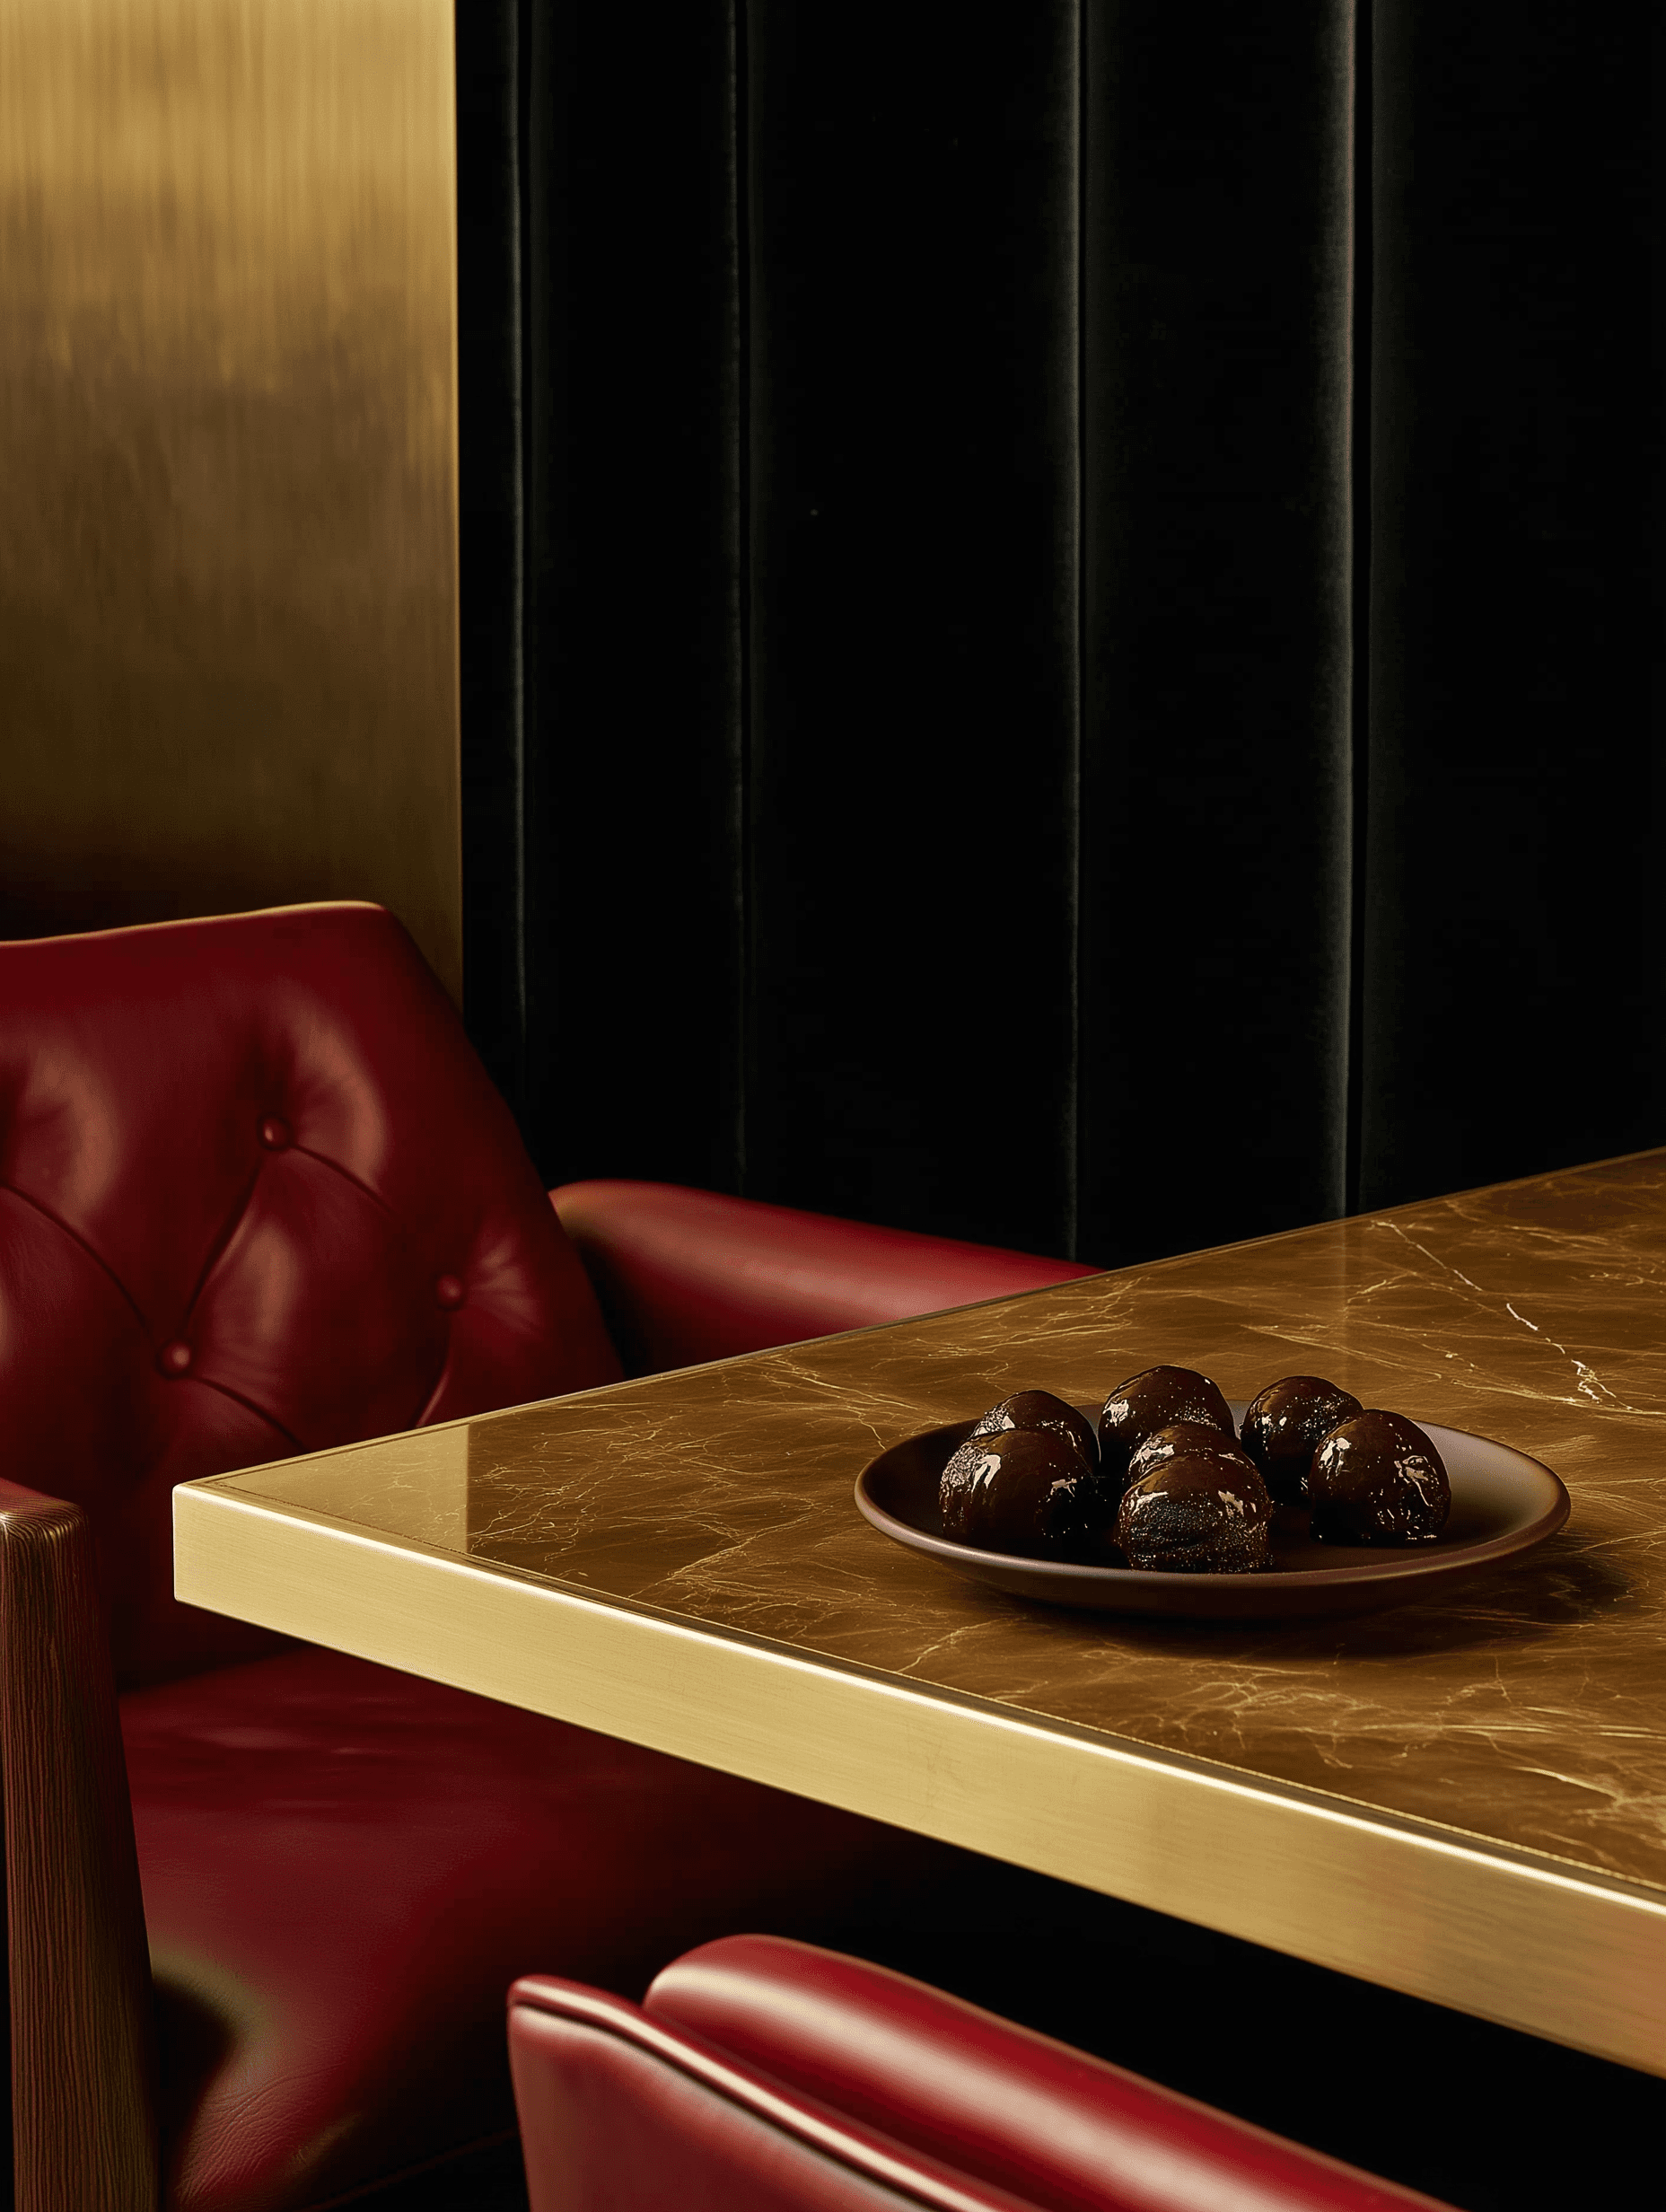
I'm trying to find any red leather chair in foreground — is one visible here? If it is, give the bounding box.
[510,1936,1455,2212]
[0,902,1096,2212]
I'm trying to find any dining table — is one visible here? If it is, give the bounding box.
[173,1148,1666,2081]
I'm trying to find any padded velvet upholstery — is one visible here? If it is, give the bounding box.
[511,1937,1455,2212]
[0,902,1092,2211]
[551,1179,1100,1374]
[0,903,619,1686]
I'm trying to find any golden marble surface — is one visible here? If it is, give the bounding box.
[206,1152,1666,1897]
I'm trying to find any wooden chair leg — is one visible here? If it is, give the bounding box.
[0,1483,159,2211]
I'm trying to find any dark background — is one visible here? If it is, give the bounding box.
[451,13,1666,2201]
[457,1,1662,1271]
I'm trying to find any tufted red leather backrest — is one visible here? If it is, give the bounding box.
[0,902,621,1687]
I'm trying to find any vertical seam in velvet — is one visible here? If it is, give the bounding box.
[1345,0,1372,1217]
[1067,0,1085,1261]
[734,0,753,1197]
[507,0,528,1063]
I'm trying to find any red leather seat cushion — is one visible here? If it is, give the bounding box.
[0,904,619,1685]
[126,1652,928,2212]
[551,1180,1101,1372]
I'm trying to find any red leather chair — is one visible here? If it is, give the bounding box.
[0,901,1095,2212]
[510,1936,1456,2212]
[550,1177,1103,1374]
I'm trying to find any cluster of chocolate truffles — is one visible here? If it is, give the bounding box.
[939,1368,1451,1573]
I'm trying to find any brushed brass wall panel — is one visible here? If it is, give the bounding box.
[0,0,460,996]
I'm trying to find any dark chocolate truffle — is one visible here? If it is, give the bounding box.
[1309,1411,1450,1545]
[968,1389,1098,1470]
[1240,1374,1363,1505]
[1127,1420,1255,1487]
[1116,1452,1273,1574]
[939,1429,1098,1558]
[1098,1366,1235,1497]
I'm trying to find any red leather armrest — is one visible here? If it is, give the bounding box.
[549,1181,1100,1374]
[509,1972,1035,2212]
[641,1936,1455,2212]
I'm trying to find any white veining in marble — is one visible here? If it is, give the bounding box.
[223,1152,1666,1892]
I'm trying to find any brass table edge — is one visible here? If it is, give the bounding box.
[184,1472,1653,1907]
[175,1479,1666,2078]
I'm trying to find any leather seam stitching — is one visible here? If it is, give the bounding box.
[174,1372,304,1458]
[413,1347,456,1431]
[174,1148,399,1350]
[176,1162,264,1340]
[291,1143,398,1220]
[0,1180,151,1332]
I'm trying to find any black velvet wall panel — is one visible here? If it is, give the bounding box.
[524,0,748,1198]
[458,4,1662,1265]
[744,7,1081,1252]
[1079,3,1355,1262]
[457,0,527,1119]
[460,0,745,1191]
[1359,4,1661,1211]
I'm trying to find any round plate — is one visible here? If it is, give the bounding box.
[854,1404,1570,1620]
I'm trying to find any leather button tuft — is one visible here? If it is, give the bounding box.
[160,1340,193,1375]
[259,1116,293,1151]
[435,1275,466,1311]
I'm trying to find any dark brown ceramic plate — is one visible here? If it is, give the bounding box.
[854,1403,1569,1619]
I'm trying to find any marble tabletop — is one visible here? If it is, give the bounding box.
[175,1149,1666,2074]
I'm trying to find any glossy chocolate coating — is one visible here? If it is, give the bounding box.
[1127,1420,1255,1487]
[1116,1452,1273,1574]
[939,1428,1098,1558]
[967,1390,1098,1470]
[1309,1411,1451,1545]
[1098,1366,1235,1497]
[1240,1374,1363,1505]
